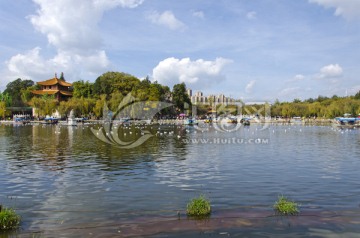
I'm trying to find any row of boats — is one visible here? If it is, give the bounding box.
[13,115,86,125]
[184,117,251,126]
[11,113,360,128]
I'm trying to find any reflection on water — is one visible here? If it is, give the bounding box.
[0,123,360,237]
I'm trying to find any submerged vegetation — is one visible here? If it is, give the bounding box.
[0,205,20,230]
[273,195,299,215]
[186,195,211,218]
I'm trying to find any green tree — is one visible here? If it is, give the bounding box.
[29,94,58,117]
[93,94,107,118]
[58,100,72,117]
[93,72,141,98]
[172,83,191,113]
[354,91,360,100]
[0,92,12,107]
[308,102,321,117]
[109,91,124,112]
[4,78,34,106]
[72,80,93,98]
[0,101,6,119]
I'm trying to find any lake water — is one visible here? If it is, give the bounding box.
[1,122,360,237]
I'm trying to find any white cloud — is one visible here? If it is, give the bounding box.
[6,47,110,82]
[93,0,144,9]
[147,11,185,30]
[279,87,301,97]
[294,74,305,80]
[245,80,256,93]
[192,11,205,19]
[4,0,143,83]
[152,57,232,89]
[7,47,47,79]
[246,11,257,20]
[309,0,360,19]
[318,63,343,78]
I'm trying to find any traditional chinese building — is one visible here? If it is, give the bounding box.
[32,73,73,101]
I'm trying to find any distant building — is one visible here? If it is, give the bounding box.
[187,89,236,106]
[32,73,73,101]
[187,88,192,97]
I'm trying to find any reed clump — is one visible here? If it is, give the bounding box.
[0,205,21,230]
[273,195,299,215]
[186,195,211,218]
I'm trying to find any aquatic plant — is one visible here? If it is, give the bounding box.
[273,195,299,215]
[186,195,211,218]
[0,205,20,230]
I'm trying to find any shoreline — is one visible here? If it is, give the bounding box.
[0,118,335,125]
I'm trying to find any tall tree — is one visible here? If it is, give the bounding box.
[4,78,34,106]
[172,83,191,113]
[93,72,141,98]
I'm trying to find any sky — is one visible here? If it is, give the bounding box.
[1,0,360,102]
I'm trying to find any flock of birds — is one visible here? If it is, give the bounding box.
[9,120,360,138]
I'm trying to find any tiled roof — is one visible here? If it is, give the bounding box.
[32,90,73,96]
[37,77,72,87]
[32,90,58,95]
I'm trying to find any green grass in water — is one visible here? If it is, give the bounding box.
[186,195,211,218]
[0,206,21,230]
[273,195,299,215]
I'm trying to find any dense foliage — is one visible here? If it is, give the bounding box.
[271,96,360,118]
[3,78,35,107]
[2,72,189,118]
[2,72,360,119]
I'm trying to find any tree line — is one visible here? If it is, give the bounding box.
[1,72,360,119]
[0,72,191,119]
[271,93,360,118]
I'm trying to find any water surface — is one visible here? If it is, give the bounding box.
[0,123,360,237]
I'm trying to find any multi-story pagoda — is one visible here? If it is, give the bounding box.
[32,72,73,101]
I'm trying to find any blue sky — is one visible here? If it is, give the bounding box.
[1,0,360,102]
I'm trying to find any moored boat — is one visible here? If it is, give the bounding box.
[41,117,59,125]
[334,114,360,128]
[13,115,31,125]
[240,118,251,126]
[184,118,198,125]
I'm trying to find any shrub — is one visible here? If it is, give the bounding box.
[273,195,299,215]
[186,195,211,218]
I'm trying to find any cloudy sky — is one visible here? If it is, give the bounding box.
[1,0,360,102]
